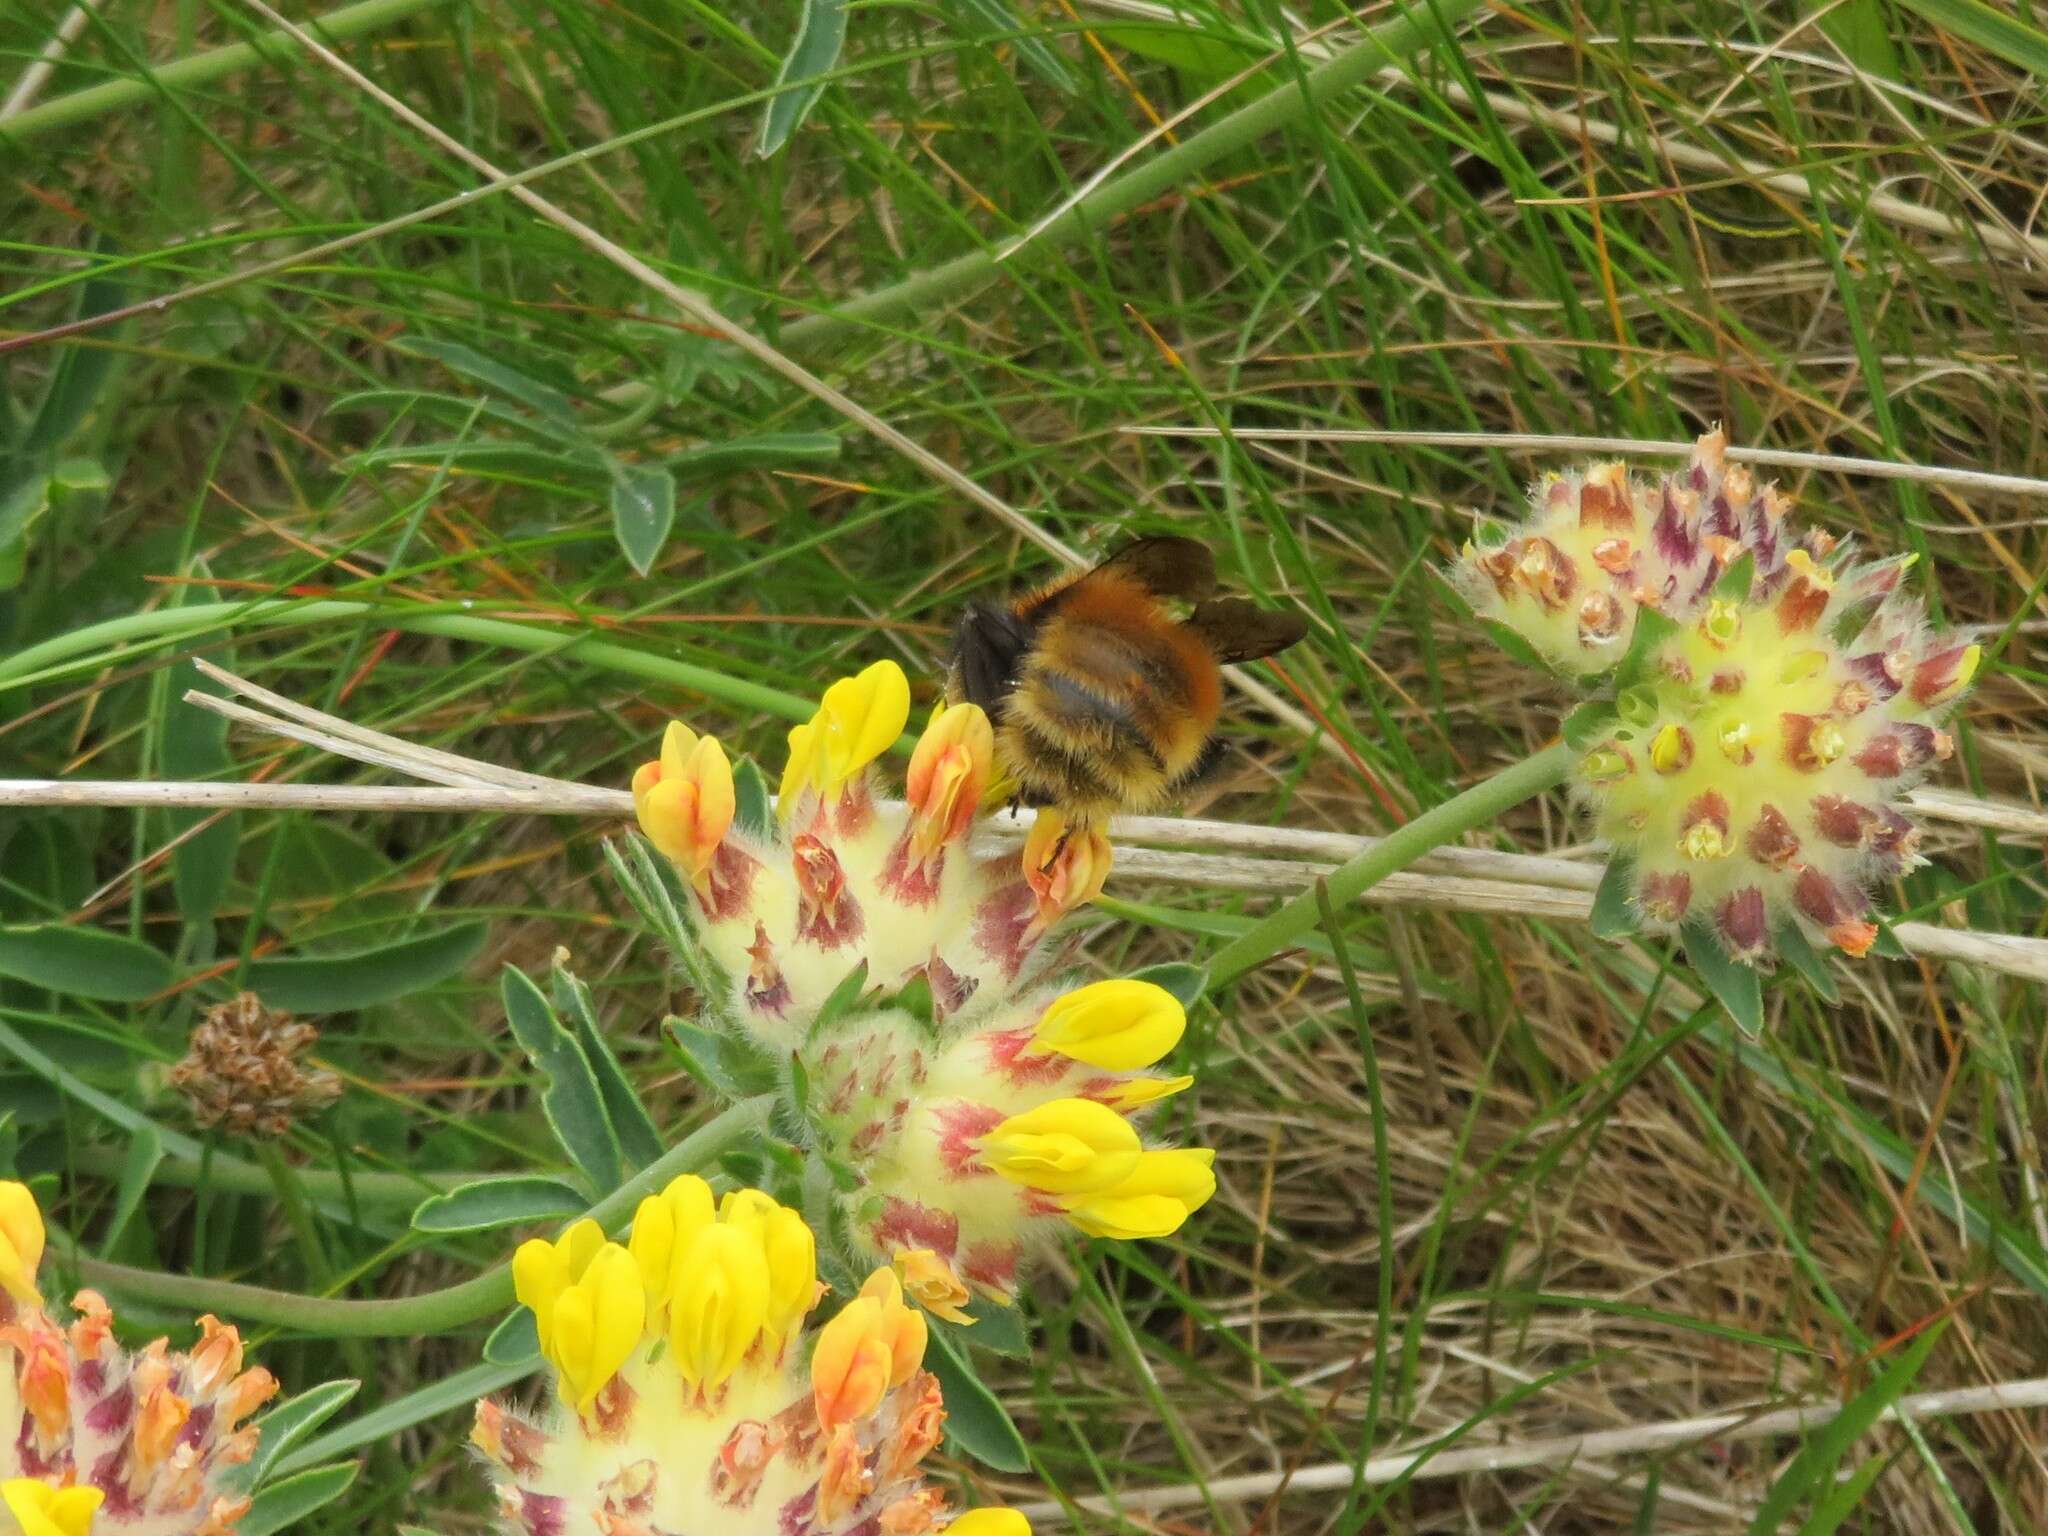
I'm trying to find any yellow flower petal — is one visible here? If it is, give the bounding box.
[2,1480,104,1536]
[1028,979,1186,1071]
[1062,1148,1218,1240]
[0,1181,45,1308]
[979,1098,1141,1195]
[669,1223,770,1392]
[946,1510,1033,1536]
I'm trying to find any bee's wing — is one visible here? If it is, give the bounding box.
[1095,535,1217,601]
[947,602,1038,710]
[1186,597,1309,664]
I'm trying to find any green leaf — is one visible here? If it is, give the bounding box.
[165,656,239,928]
[1561,700,1618,751]
[410,1175,588,1233]
[758,0,848,157]
[484,1307,541,1365]
[1681,923,1763,1036]
[396,337,581,429]
[1127,961,1207,1010]
[1818,0,1903,77]
[1589,857,1639,941]
[1614,603,1680,690]
[1870,915,1909,960]
[957,1297,1029,1356]
[611,462,677,577]
[237,1461,360,1536]
[731,756,775,840]
[923,1323,1030,1472]
[1478,618,1553,674]
[501,966,622,1193]
[1746,1322,1945,1534]
[664,1016,779,1100]
[807,959,869,1041]
[1895,0,2048,76]
[1713,550,1756,603]
[247,921,487,1013]
[274,1361,533,1478]
[956,0,1078,91]
[0,924,172,1000]
[1796,1454,1891,1536]
[551,959,664,1169]
[225,1379,361,1492]
[1773,921,1841,1004]
[99,1123,162,1256]
[666,433,842,477]
[886,970,935,1030]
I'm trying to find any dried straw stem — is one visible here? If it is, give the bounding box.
[1008,1373,2048,1523]
[1,664,2037,982]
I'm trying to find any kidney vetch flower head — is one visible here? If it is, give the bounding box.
[1453,427,1980,970]
[0,1181,279,1536]
[473,1176,1030,1535]
[628,663,1214,1305]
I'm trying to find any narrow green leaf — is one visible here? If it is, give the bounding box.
[1126,960,1207,1010]
[501,966,622,1193]
[411,1175,588,1233]
[807,959,869,1041]
[397,337,581,428]
[1870,915,1909,960]
[1681,923,1763,1036]
[611,462,677,577]
[1561,700,1619,751]
[956,0,1079,91]
[165,656,239,928]
[551,959,664,1169]
[100,1123,162,1256]
[1614,604,1681,690]
[758,0,848,157]
[957,1297,1029,1356]
[1589,857,1639,941]
[1478,618,1553,674]
[1747,1322,1945,1534]
[26,245,130,453]
[275,1361,533,1478]
[731,756,775,840]
[225,1379,361,1492]
[484,1307,541,1365]
[1714,550,1757,602]
[0,923,172,1000]
[1797,1454,1891,1536]
[247,921,486,1013]
[238,1461,360,1536]
[1819,0,1903,77]
[1773,922,1841,1004]
[664,1016,778,1100]
[923,1323,1030,1472]
[1895,0,2048,76]
[666,432,841,477]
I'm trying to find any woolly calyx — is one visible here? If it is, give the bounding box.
[0,1183,277,1536]
[477,1183,1029,1535]
[1454,429,1978,967]
[631,664,1111,1051]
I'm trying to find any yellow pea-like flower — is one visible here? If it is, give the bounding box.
[1098,1074,1195,1112]
[1026,979,1186,1072]
[628,1173,715,1327]
[810,1270,926,1434]
[780,661,911,808]
[1062,1147,1218,1240]
[946,1510,1033,1536]
[757,1204,820,1349]
[978,1098,1141,1196]
[905,701,994,860]
[634,729,735,887]
[2,1479,105,1536]
[542,1243,645,1414]
[668,1223,771,1393]
[0,1181,46,1307]
[511,1217,606,1356]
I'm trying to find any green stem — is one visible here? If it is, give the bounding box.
[1,0,455,146]
[74,1096,771,1338]
[0,598,811,724]
[1204,743,1577,992]
[778,0,1484,354]
[68,1142,479,1205]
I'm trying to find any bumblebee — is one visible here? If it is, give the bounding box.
[945,535,1307,825]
